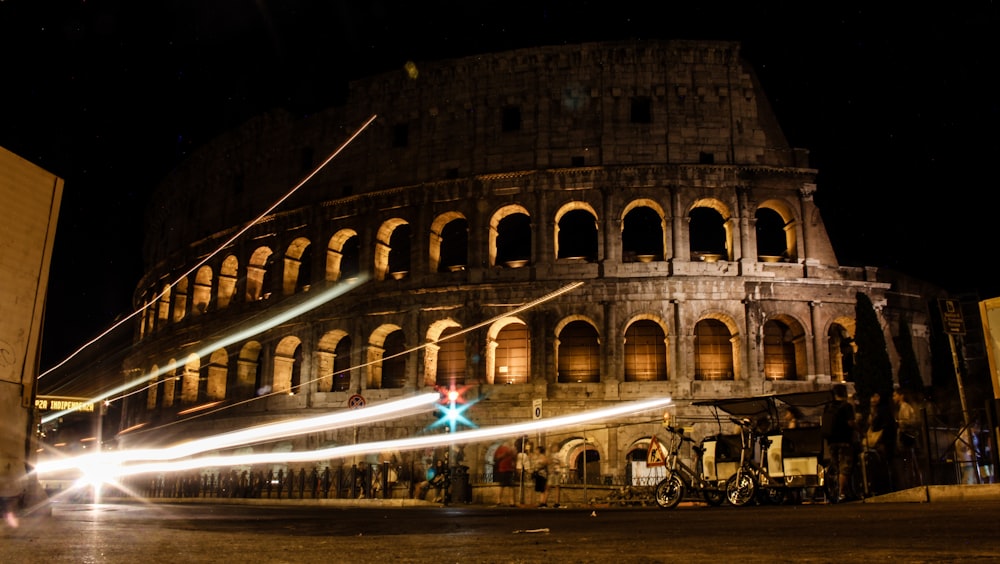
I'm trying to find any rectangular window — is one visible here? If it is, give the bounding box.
[502,106,521,132]
[392,123,409,148]
[699,152,715,164]
[571,156,585,167]
[630,97,652,123]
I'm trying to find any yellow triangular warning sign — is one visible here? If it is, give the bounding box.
[647,436,666,467]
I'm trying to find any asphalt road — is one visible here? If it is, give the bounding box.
[2,500,998,563]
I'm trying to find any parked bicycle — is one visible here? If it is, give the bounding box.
[653,423,726,509]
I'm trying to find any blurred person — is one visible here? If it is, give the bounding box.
[824,383,858,502]
[493,441,517,506]
[531,446,550,507]
[893,387,923,489]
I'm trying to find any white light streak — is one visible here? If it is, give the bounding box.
[37,397,672,481]
[37,393,439,474]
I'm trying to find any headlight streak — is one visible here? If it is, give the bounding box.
[35,393,441,474]
[37,397,672,483]
[38,115,378,381]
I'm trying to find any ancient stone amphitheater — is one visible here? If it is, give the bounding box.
[120,39,933,491]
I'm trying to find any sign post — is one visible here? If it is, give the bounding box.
[939,299,970,429]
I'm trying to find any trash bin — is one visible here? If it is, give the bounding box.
[450,465,470,503]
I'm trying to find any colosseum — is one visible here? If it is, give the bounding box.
[119,39,935,500]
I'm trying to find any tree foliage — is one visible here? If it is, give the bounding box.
[852,292,893,403]
[894,316,922,393]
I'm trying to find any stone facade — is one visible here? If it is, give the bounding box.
[121,40,934,487]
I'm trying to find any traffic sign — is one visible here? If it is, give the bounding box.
[939,298,966,335]
[532,399,542,419]
[347,394,366,409]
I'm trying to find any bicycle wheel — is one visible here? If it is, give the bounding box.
[726,470,757,506]
[654,474,685,509]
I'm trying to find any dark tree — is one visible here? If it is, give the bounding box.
[894,316,922,393]
[853,292,894,404]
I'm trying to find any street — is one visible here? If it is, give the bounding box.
[2,500,999,563]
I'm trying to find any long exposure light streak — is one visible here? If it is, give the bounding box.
[101,281,584,432]
[36,393,441,474]
[37,397,672,481]
[39,114,378,380]
[40,275,368,424]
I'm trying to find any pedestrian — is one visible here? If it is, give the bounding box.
[493,441,517,506]
[531,446,550,507]
[893,387,923,489]
[823,383,857,502]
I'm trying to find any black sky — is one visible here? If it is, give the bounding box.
[1,1,997,378]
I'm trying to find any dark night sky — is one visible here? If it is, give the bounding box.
[1,2,997,383]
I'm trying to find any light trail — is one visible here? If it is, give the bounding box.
[37,397,672,481]
[39,115,378,380]
[40,276,368,424]
[35,393,441,474]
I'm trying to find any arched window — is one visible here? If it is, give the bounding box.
[283,237,313,295]
[763,320,797,380]
[556,208,598,261]
[333,336,352,392]
[828,322,856,382]
[488,318,530,384]
[172,277,188,323]
[624,320,667,381]
[192,266,213,315]
[218,255,239,308]
[558,320,601,383]
[755,208,787,260]
[491,206,531,267]
[205,349,228,400]
[382,330,407,388]
[435,326,466,385]
[694,319,734,380]
[430,213,469,272]
[689,207,728,261]
[622,205,665,262]
[375,219,410,280]
[237,341,263,398]
[273,336,302,394]
[246,247,274,301]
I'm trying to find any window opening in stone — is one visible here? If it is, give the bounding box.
[494,322,529,384]
[501,106,521,132]
[392,123,409,148]
[218,255,238,309]
[333,336,352,392]
[689,207,727,261]
[341,235,360,279]
[630,97,652,124]
[828,324,855,383]
[156,284,171,329]
[557,209,598,261]
[146,367,159,410]
[273,337,302,394]
[283,238,313,295]
[699,151,715,164]
[206,349,228,400]
[755,208,787,260]
[763,320,797,380]
[558,320,600,383]
[573,447,602,485]
[246,247,274,301]
[237,342,262,399]
[694,319,734,380]
[172,277,188,323]
[193,266,212,315]
[382,330,407,388]
[496,213,532,267]
[624,320,667,381]
[622,206,664,262]
[388,224,411,278]
[571,155,585,167]
[438,218,469,272]
[435,327,466,386]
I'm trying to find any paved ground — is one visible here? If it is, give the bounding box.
[1,484,997,563]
